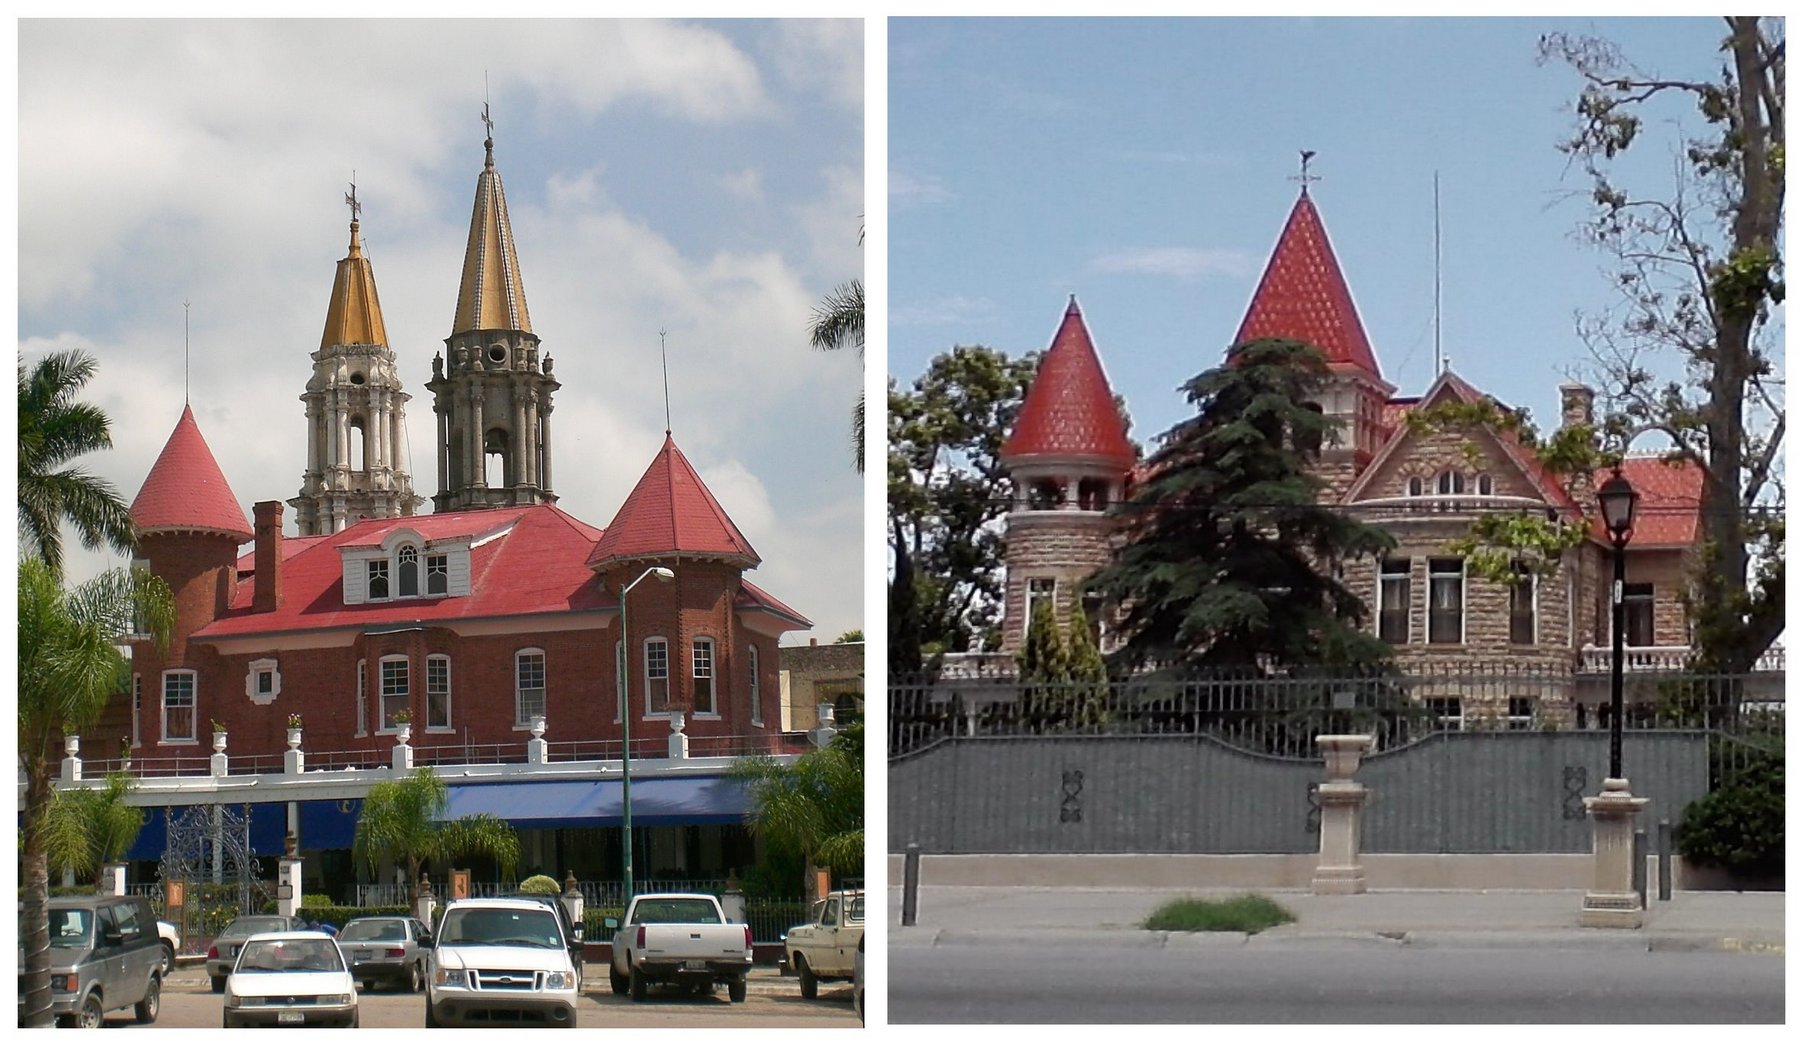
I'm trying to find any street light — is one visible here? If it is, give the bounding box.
[619,565,674,902]
[1597,468,1639,780]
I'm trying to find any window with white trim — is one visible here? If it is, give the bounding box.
[1476,474,1495,496]
[644,638,670,715]
[692,638,716,715]
[1507,696,1535,731]
[427,554,449,595]
[1378,559,1411,644]
[398,545,419,597]
[515,649,546,726]
[367,559,390,599]
[355,659,367,736]
[1406,476,1424,497]
[162,670,197,742]
[131,674,142,748]
[1509,564,1537,645]
[427,655,452,730]
[1426,697,1463,731]
[748,645,762,726]
[379,656,409,731]
[1427,557,1464,644]
[245,657,281,705]
[1025,577,1056,635]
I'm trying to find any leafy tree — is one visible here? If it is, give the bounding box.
[733,721,863,895]
[835,629,864,643]
[18,349,137,575]
[1085,338,1395,674]
[809,226,865,472]
[888,345,1039,657]
[43,771,145,884]
[1526,19,1785,674]
[18,558,173,1028]
[517,874,561,895]
[352,766,521,902]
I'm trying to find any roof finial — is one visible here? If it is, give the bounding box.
[1293,149,1321,194]
[182,299,191,405]
[345,174,361,223]
[481,99,495,168]
[659,329,672,436]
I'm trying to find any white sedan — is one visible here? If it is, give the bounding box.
[223,932,359,1028]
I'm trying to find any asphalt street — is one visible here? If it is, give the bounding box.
[890,942,1786,1023]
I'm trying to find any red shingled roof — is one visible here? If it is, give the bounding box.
[587,435,760,569]
[737,579,813,628]
[131,406,252,542]
[196,504,613,638]
[1589,455,1704,548]
[1234,191,1383,379]
[1001,297,1135,470]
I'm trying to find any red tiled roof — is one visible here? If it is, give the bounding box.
[1589,456,1704,548]
[1234,191,1383,379]
[737,579,812,628]
[236,534,329,573]
[130,406,252,542]
[587,435,760,569]
[1000,297,1135,470]
[195,504,614,639]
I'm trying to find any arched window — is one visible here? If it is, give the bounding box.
[1407,476,1424,497]
[367,559,390,599]
[426,553,449,595]
[1477,474,1494,496]
[397,545,419,597]
[1436,471,1465,495]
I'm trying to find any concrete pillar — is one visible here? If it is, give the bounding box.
[1312,734,1374,895]
[394,725,414,771]
[528,716,549,764]
[99,863,126,896]
[667,712,689,760]
[277,857,303,918]
[415,878,437,925]
[560,872,584,939]
[284,727,305,775]
[210,730,228,778]
[1580,777,1649,927]
[61,734,81,782]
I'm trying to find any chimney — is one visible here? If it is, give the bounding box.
[253,500,284,613]
[1559,382,1595,432]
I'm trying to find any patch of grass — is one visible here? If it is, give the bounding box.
[1142,894,1295,934]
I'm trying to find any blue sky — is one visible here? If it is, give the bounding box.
[889,16,1765,452]
[19,18,864,645]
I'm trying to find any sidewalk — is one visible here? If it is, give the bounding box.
[888,885,1786,955]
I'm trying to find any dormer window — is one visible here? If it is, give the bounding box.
[368,560,390,599]
[1407,476,1424,497]
[427,554,449,595]
[1436,471,1466,495]
[343,533,472,605]
[1476,474,1494,496]
[398,545,419,596]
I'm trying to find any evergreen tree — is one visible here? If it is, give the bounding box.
[1086,338,1394,675]
[1062,598,1110,731]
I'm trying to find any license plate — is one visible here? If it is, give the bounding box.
[355,950,372,961]
[277,1011,304,1024]
[683,960,707,971]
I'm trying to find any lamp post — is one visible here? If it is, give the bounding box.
[619,566,674,903]
[1596,468,1639,779]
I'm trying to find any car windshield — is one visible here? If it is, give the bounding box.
[632,899,722,925]
[438,908,562,948]
[235,938,343,974]
[223,916,292,938]
[339,920,406,942]
[48,909,93,948]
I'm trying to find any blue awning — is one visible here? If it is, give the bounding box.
[440,775,751,829]
[123,802,290,861]
[300,799,363,851]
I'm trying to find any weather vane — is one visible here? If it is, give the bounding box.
[1293,149,1321,191]
[345,174,361,222]
[481,102,495,142]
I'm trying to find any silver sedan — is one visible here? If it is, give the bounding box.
[337,916,432,993]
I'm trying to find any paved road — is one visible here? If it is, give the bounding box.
[891,942,1785,1023]
[114,963,857,1028]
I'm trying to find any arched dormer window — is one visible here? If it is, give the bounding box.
[1476,474,1494,496]
[397,545,419,597]
[1436,471,1466,495]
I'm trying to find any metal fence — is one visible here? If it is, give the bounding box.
[889,666,1781,856]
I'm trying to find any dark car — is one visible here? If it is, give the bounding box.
[337,916,431,992]
[39,895,165,1027]
[206,915,302,992]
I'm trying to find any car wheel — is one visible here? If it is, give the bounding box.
[728,978,747,1004]
[796,955,817,999]
[135,975,161,1023]
[210,975,226,994]
[77,992,104,1028]
[609,965,628,996]
[410,962,425,994]
[629,965,646,1002]
[159,942,175,977]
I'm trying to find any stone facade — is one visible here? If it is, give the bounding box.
[780,640,864,731]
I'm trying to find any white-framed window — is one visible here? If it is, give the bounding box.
[1509,564,1537,645]
[1507,696,1535,731]
[1436,471,1465,495]
[379,656,409,731]
[515,649,546,726]
[1377,559,1411,644]
[368,559,390,600]
[692,638,716,716]
[748,645,763,727]
[397,545,420,597]
[161,670,197,743]
[355,658,367,736]
[1025,577,1056,634]
[1426,697,1463,731]
[427,654,452,730]
[427,553,449,595]
[644,638,670,716]
[342,535,467,604]
[1406,476,1424,497]
[1427,557,1464,644]
[1476,474,1495,496]
[131,674,142,748]
[245,657,281,705]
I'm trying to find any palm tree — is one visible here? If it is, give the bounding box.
[352,767,521,903]
[18,349,138,575]
[733,721,864,896]
[44,771,146,884]
[18,558,174,1027]
[809,227,865,472]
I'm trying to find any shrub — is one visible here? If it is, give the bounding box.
[1142,894,1295,934]
[1677,749,1784,878]
[518,874,561,895]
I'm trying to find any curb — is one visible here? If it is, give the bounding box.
[889,924,1785,956]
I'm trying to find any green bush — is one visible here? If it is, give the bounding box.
[1677,750,1784,878]
[1142,894,1295,934]
[518,874,561,895]
[300,893,334,909]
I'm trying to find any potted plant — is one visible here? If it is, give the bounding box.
[211,719,228,753]
[286,713,304,748]
[392,708,412,744]
[120,738,132,770]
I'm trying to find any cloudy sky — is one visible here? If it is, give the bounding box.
[20,18,865,646]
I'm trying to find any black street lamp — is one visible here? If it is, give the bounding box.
[619,565,674,902]
[1596,468,1639,779]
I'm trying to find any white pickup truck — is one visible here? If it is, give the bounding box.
[424,898,581,1028]
[605,893,753,1003]
[783,890,864,999]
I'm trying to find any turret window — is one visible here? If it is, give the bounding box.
[1027,479,1065,510]
[1076,478,1109,511]
[379,657,409,732]
[748,645,763,727]
[162,670,197,743]
[692,638,716,716]
[644,638,670,716]
[515,650,547,727]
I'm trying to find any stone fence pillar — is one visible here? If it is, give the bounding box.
[1580,777,1649,928]
[61,735,82,782]
[1312,734,1374,895]
[277,856,303,918]
[667,712,688,760]
[99,863,126,896]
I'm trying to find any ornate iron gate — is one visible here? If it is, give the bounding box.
[156,804,271,954]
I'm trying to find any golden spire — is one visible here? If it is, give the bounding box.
[452,104,533,335]
[319,179,389,350]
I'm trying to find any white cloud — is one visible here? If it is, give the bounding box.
[720,168,765,202]
[758,19,864,114]
[889,295,997,327]
[1088,247,1260,281]
[889,169,952,206]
